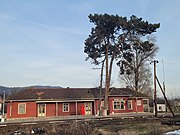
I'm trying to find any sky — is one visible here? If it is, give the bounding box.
[0,0,180,97]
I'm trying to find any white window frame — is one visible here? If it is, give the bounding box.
[62,103,69,112]
[18,103,26,114]
[113,101,120,110]
[38,103,46,117]
[128,100,133,110]
[113,99,125,110]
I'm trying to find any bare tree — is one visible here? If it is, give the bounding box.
[119,62,153,96]
[118,34,158,95]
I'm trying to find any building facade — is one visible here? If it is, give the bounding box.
[6,87,148,119]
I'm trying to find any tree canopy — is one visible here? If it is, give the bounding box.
[117,17,160,92]
[84,14,125,65]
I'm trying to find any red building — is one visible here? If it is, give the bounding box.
[6,87,149,119]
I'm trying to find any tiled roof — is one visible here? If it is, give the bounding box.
[7,87,146,101]
[109,87,147,97]
[109,87,146,97]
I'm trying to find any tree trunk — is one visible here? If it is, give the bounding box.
[103,45,109,116]
[109,53,115,86]
[135,67,139,91]
[98,60,104,115]
[134,47,139,91]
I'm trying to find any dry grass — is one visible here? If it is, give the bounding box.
[0,116,180,135]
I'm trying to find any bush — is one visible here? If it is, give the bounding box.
[54,121,95,135]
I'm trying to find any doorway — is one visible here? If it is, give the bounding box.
[85,102,92,115]
[38,104,46,117]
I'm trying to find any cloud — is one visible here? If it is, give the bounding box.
[0,12,86,35]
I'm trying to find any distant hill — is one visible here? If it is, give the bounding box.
[0,85,63,96]
[27,85,63,89]
[0,86,16,95]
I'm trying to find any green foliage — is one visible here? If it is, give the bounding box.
[84,14,127,65]
[84,13,160,71]
[117,16,160,75]
[117,15,160,92]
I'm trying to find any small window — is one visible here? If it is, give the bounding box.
[159,106,162,111]
[128,100,133,110]
[18,103,26,114]
[63,103,69,112]
[137,100,141,106]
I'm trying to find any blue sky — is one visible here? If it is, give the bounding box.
[0,0,180,97]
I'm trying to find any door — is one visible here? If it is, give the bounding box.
[85,102,92,115]
[38,104,46,117]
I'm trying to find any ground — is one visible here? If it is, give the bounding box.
[0,114,180,135]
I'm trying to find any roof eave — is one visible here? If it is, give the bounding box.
[109,95,132,97]
[6,98,99,102]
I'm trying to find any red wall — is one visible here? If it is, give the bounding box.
[108,97,144,114]
[94,100,100,115]
[58,102,76,116]
[135,99,144,112]
[6,98,144,119]
[6,101,36,119]
[77,102,84,115]
[46,103,56,117]
[46,102,94,117]
[58,102,86,116]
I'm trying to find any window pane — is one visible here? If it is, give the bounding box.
[63,103,69,112]
[120,101,124,109]
[18,103,26,114]
[128,100,132,110]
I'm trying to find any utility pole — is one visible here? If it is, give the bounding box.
[152,60,158,117]
[162,60,167,112]
[163,82,167,112]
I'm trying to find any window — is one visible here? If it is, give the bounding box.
[63,103,69,112]
[128,100,133,110]
[18,103,26,114]
[143,100,148,104]
[159,106,162,111]
[137,100,142,106]
[114,101,120,109]
[113,99,125,110]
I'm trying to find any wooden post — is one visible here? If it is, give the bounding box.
[76,101,77,116]
[55,102,58,116]
[153,60,158,117]
[10,101,12,118]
